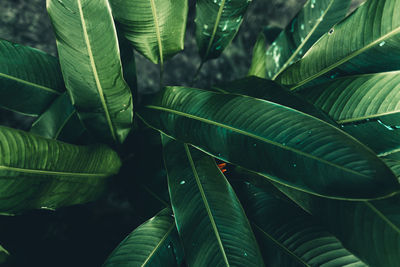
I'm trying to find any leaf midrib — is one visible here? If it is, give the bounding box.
[365,201,400,235]
[149,0,164,66]
[0,72,62,95]
[0,165,110,177]
[142,222,175,266]
[203,0,227,61]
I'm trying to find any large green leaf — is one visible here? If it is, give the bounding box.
[109,0,188,65]
[0,244,9,264]
[103,208,184,267]
[0,126,121,215]
[195,0,251,61]
[277,0,400,89]
[0,39,65,116]
[298,71,400,155]
[162,137,264,266]
[47,0,134,144]
[138,86,399,200]
[248,33,267,78]
[233,181,366,267]
[265,0,351,80]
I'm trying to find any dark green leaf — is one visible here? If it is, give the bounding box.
[103,208,184,267]
[248,33,267,78]
[0,244,9,264]
[195,0,251,61]
[266,0,351,80]
[277,0,400,89]
[47,0,134,144]
[162,137,264,266]
[138,86,399,200]
[234,181,366,267]
[110,0,188,65]
[0,126,121,215]
[0,39,65,116]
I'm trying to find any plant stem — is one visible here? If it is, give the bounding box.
[159,61,164,90]
[190,61,205,86]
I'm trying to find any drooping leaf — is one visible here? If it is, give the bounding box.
[0,244,9,264]
[0,126,121,215]
[109,0,188,65]
[248,33,267,78]
[214,76,336,124]
[162,137,264,266]
[103,208,184,267]
[0,39,65,116]
[138,86,399,200]
[266,0,351,80]
[277,0,400,89]
[30,92,85,143]
[273,183,400,267]
[195,0,251,62]
[47,0,134,144]
[233,181,367,267]
[298,71,400,155]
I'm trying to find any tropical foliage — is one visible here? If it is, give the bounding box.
[1,0,400,266]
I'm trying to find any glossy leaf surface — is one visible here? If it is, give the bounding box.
[110,0,188,65]
[0,244,9,264]
[298,71,400,155]
[30,92,85,143]
[47,0,134,144]
[266,0,351,80]
[0,126,121,215]
[277,0,400,89]
[163,138,264,266]
[0,39,64,116]
[103,208,183,267]
[234,181,366,267]
[248,33,267,78]
[195,0,251,61]
[138,86,399,200]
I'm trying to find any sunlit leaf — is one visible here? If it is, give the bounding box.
[162,137,264,266]
[0,126,121,215]
[138,86,399,200]
[248,33,267,78]
[47,0,134,144]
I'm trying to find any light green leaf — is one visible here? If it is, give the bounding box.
[0,244,9,264]
[0,39,65,116]
[298,71,400,155]
[162,137,264,266]
[30,92,85,143]
[0,126,121,215]
[277,0,400,89]
[47,0,134,144]
[138,86,399,200]
[248,33,267,78]
[109,0,188,65]
[103,208,183,267]
[195,0,251,61]
[266,0,351,80]
[234,181,366,267]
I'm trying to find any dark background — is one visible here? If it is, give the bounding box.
[0,0,363,266]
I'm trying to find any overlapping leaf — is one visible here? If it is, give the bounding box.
[248,33,267,78]
[0,39,64,116]
[0,244,9,264]
[195,0,251,61]
[0,126,121,215]
[162,137,264,266]
[138,86,399,199]
[103,208,183,267]
[47,0,134,144]
[109,0,188,65]
[277,0,400,89]
[265,0,351,80]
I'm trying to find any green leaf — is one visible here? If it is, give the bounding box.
[109,0,188,65]
[298,71,400,155]
[274,183,400,267]
[0,244,9,264]
[214,76,336,125]
[248,33,267,78]
[0,126,121,215]
[138,86,399,200]
[30,92,85,143]
[103,208,184,267]
[162,137,264,266]
[47,0,134,144]
[266,0,351,80]
[0,39,65,116]
[234,181,366,267]
[277,0,400,89]
[195,0,251,61]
